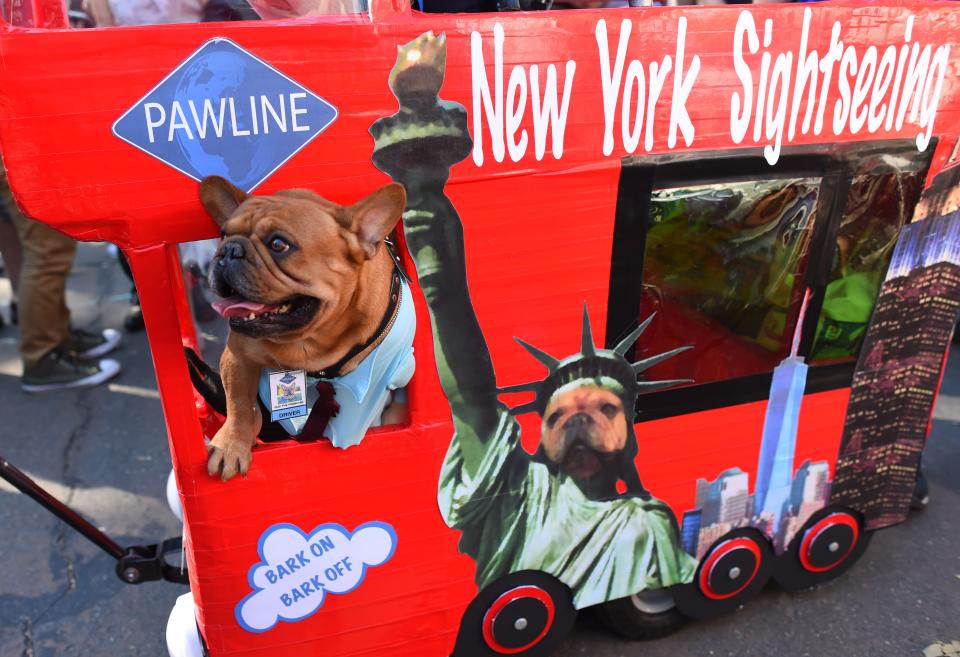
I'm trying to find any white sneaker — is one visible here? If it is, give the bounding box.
[66,327,122,359]
[21,352,121,393]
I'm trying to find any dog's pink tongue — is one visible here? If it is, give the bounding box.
[212,297,278,318]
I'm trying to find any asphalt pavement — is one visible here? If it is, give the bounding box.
[0,243,957,657]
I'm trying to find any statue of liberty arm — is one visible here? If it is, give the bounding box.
[370,32,500,478]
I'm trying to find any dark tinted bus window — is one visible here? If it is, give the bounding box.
[635,178,820,387]
[810,172,924,362]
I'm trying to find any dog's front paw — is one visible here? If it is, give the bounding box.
[207,430,253,481]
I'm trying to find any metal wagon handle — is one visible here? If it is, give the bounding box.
[0,454,189,585]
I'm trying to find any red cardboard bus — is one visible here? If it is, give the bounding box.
[1,2,959,656]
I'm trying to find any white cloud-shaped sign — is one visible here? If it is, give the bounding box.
[236,521,397,633]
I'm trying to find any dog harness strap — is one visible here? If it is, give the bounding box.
[308,267,403,379]
[182,347,297,442]
[183,347,227,416]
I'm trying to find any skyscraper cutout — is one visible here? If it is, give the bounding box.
[753,290,811,527]
[830,204,960,529]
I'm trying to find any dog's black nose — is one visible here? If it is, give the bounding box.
[219,240,246,262]
[566,412,594,429]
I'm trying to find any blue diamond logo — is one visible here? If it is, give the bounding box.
[113,38,338,193]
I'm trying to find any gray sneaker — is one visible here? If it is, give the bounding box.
[22,348,121,393]
[63,327,122,359]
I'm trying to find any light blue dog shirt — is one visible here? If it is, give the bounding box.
[257,278,416,448]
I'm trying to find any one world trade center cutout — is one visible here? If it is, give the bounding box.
[753,290,811,528]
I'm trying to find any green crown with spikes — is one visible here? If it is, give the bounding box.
[497,306,692,416]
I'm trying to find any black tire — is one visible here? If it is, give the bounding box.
[672,528,774,621]
[593,588,686,640]
[452,571,577,657]
[773,506,871,593]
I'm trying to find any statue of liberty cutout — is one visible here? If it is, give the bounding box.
[371,32,696,615]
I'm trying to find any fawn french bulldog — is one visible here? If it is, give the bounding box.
[200,176,407,480]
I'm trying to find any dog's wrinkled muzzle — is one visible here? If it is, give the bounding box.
[562,412,596,442]
[557,412,621,480]
[218,238,246,262]
[208,237,321,337]
[210,238,260,300]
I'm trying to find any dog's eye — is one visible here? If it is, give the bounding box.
[268,236,290,253]
[546,410,563,429]
[601,403,620,419]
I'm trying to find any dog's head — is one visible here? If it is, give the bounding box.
[540,380,630,481]
[200,176,406,339]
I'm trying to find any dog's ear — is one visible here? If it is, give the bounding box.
[347,183,407,259]
[200,176,248,227]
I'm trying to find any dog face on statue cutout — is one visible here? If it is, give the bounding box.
[505,306,690,497]
[540,378,631,482]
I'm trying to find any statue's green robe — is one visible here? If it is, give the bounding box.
[438,408,697,609]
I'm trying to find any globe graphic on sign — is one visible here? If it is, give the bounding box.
[172,49,268,190]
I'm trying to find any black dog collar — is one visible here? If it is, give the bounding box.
[307,263,404,380]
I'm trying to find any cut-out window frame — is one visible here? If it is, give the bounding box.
[605,142,933,422]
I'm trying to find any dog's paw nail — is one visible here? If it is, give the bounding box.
[207,451,224,477]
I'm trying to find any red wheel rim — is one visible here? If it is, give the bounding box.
[481,585,555,654]
[799,512,859,573]
[698,537,762,601]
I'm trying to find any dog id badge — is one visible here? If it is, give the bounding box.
[268,370,308,422]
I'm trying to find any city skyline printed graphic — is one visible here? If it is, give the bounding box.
[680,457,833,559]
[830,194,960,530]
[681,174,960,554]
[681,308,831,557]
[886,208,960,278]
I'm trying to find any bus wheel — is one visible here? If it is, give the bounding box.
[774,507,870,593]
[593,587,686,640]
[672,529,773,620]
[452,571,577,657]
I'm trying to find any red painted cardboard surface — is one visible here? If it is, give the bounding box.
[0,2,957,655]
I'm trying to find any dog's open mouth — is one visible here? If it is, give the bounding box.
[560,440,605,480]
[212,293,320,335]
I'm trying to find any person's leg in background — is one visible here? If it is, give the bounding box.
[116,251,144,332]
[14,212,75,366]
[0,205,22,328]
[1,168,121,391]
